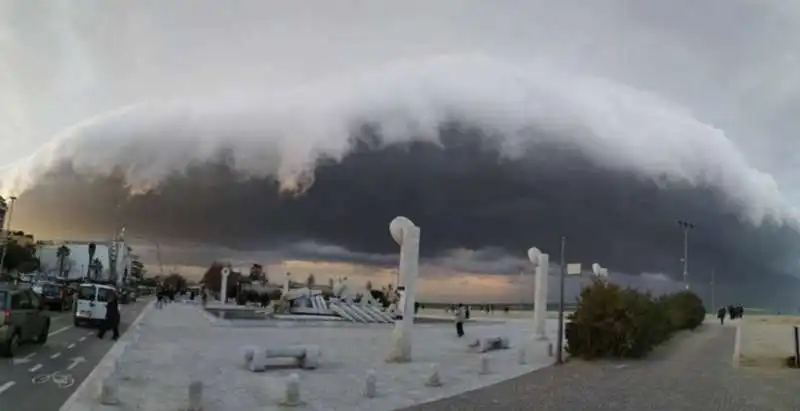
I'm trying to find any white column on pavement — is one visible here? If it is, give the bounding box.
[529,247,550,340]
[220,267,231,305]
[386,216,420,363]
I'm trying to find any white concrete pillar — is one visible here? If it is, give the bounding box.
[529,247,550,340]
[220,267,231,305]
[386,216,420,363]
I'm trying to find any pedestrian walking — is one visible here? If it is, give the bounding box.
[156,287,164,309]
[98,292,121,340]
[717,306,726,325]
[455,303,466,338]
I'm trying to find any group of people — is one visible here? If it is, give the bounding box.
[717,304,744,324]
[155,286,178,308]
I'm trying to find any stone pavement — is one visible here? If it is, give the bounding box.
[401,323,800,411]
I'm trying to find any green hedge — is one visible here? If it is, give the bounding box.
[565,279,706,360]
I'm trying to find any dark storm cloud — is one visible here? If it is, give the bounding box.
[12,126,800,309]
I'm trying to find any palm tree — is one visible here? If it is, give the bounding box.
[56,245,71,279]
[87,242,96,279]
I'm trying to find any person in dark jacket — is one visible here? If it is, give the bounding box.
[98,292,121,340]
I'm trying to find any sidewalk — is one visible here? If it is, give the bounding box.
[64,303,559,411]
[400,321,799,411]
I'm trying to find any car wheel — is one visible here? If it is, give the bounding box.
[73,318,82,327]
[1,332,20,357]
[35,321,50,344]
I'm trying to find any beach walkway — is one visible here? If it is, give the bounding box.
[401,322,799,411]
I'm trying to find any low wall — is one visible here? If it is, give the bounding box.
[739,316,799,368]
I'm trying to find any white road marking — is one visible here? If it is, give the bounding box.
[78,337,86,342]
[12,352,36,364]
[67,343,75,349]
[86,332,94,336]
[48,326,71,337]
[615,364,628,369]
[50,352,61,359]
[0,381,15,394]
[29,364,43,372]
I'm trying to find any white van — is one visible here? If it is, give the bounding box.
[73,283,116,327]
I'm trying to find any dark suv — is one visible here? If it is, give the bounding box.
[38,282,74,311]
[0,284,51,357]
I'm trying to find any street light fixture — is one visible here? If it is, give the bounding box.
[677,220,695,290]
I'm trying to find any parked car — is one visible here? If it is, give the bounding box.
[0,284,51,357]
[36,282,74,311]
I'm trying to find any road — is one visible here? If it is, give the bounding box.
[0,299,150,411]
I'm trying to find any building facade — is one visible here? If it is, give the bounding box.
[0,196,6,233]
[37,240,130,283]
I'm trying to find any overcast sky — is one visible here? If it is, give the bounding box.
[2,1,800,308]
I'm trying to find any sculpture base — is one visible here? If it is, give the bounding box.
[386,326,412,363]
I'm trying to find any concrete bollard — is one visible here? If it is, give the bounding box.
[363,370,377,398]
[99,375,120,405]
[479,355,490,375]
[248,349,267,372]
[114,354,128,381]
[300,345,321,369]
[517,346,527,365]
[280,373,303,406]
[241,346,256,367]
[547,342,554,357]
[424,363,442,387]
[188,380,203,411]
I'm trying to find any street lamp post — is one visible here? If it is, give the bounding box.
[0,196,18,275]
[677,220,695,290]
[710,268,716,310]
[556,236,567,364]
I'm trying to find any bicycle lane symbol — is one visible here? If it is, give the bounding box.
[31,371,75,389]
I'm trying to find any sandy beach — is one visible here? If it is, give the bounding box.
[738,315,799,368]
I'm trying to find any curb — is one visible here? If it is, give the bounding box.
[732,322,742,368]
[59,300,156,411]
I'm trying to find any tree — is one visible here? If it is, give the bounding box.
[87,242,96,279]
[139,277,159,287]
[130,260,145,278]
[305,273,316,289]
[201,262,242,299]
[163,273,188,291]
[249,264,265,283]
[56,245,71,278]
[2,241,39,276]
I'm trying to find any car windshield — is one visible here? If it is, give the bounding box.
[0,291,6,309]
[77,286,96,301]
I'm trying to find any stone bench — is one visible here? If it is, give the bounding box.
[469,336,510,353]
[243,345,321,371]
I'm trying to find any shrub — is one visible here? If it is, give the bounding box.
[566,279,705,360]
[660,291,706,331]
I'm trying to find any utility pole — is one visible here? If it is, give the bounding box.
[556,236,567,365]
[677,220,695,290]
[710,268,716,310]
[0,196,18,276]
